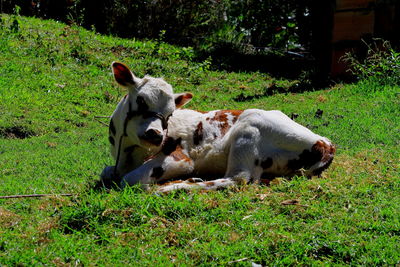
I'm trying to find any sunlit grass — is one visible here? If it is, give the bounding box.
[0,14,399,265]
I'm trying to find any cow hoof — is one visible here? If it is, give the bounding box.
[186,177,204,183]
[100,166,117,181]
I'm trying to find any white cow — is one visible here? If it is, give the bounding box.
[101,62,335,192]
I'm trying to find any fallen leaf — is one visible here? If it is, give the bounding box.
[256,193,269,201]
[55,83,66,88]
[242,215,252,220]
[281,199,300,205]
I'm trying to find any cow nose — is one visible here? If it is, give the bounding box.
[141,129,163,146]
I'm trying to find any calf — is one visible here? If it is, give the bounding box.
[101,62,335,192]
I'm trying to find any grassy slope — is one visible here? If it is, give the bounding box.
[0,15,399,265]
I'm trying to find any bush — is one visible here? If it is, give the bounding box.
[342,39,400,85]
[2,0,312,53]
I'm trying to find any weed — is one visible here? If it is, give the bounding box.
[9,5,20,33]
[342,39,400,85]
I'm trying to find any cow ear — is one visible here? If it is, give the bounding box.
[174,93,193,108]
[111,62,140,89]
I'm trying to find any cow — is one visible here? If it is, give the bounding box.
[101,62,335,192]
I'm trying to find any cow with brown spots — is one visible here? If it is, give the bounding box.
[101,62,335,192]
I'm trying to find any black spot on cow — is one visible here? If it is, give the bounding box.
[123,145,138,165]
[261,158,273,169]
[109,119,116,136]
[108,136,115,145]
[136,95,149,114]
[162,137,182,155]
[193,122,203,145]
[124,145,137,154]
[254,159,260,166]
[312,157,334,176]
[287,146,323,170]
[151,166,164,179]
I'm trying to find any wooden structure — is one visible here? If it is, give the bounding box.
[312,0,400,79]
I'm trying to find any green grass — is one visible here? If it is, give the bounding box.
[0,14,399,265]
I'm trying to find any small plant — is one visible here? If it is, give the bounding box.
[342,39,400,85]
[187,56,212,84]
[10,5,21,33]
[66,0,85,26]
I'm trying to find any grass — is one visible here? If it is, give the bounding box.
[0,14,399,265]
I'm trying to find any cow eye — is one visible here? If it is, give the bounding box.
[136,96,149,113]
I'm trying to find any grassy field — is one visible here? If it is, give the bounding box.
[0,14,399,265]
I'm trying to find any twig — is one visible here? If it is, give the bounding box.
[228,258,248,264]
[281,199,308,207]
[94,117,109,127]
[0,194,74,199]
[94,116,111,118]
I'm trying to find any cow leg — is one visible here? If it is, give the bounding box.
[120,153,195,189]
[224,126,261,183]
[155,127,261,193]
[100,166,116,181]
[155,178,237,193]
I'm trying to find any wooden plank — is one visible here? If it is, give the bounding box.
[332,10,374,42]
[336,0,375,11]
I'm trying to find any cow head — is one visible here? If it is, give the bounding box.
[109,62,192,174]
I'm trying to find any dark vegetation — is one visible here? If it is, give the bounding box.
[1,0,313,48]
[3,0,399,82]
[1,0,317,78]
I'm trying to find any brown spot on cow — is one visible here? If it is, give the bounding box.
[170,145,191,162]
[311,140,335,176]
[210,110,243,136]
[162,180,186,186]
[287,140,335,171]
[205,181,215,186]
[193,122,203,145]
[313,140,336,163]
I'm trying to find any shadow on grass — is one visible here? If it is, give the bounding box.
[233,82,315,102]
[0,126,38,139]
[90,177,121,192]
